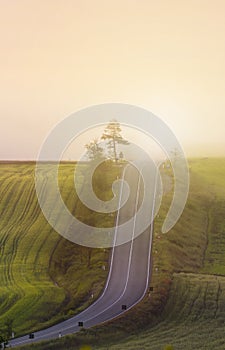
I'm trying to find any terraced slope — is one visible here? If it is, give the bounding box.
[0,162,118,336]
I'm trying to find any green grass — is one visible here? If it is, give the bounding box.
[0,161,120,337]
[13,157,225,350]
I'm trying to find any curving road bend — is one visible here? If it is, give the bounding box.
[10,163,157,347]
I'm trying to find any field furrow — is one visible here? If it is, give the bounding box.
[0,162,112,336]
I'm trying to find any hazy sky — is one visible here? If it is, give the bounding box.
[1,0,225,160]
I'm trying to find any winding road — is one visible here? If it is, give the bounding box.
[10,163,157,347]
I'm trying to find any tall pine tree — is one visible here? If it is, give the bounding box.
[101,120,129,162]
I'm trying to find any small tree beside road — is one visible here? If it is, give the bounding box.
[85,138,105,162]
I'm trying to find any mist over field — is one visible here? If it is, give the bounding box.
[0,1,225,161]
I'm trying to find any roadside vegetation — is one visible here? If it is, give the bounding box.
[12,157,225,349]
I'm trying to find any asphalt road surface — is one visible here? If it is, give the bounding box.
[10,163,157,347]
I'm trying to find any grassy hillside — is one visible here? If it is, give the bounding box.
[0,161,120,337]
[14,158,225,349]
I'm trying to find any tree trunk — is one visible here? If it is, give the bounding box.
[113,137,117,162]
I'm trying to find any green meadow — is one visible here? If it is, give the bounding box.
[1,158,225,349]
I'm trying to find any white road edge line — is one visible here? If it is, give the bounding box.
[80,166,142,324]
[85,167,158,328]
